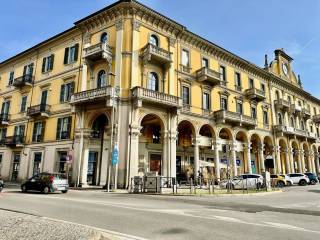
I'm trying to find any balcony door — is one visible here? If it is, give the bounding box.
[87,151,98,185]
[11,153,21,181]
[40,90,48,112]
[33,152,42,176]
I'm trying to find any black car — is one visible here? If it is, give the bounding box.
[21,173,69,194]
[304,172,319,185]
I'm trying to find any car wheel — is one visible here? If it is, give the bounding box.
[256,182,262,189]
[310,179,316,185]
[61,190,68,194]
[277,181,285,188]
[21,185,27,193]
[43,186,50,194]
[299,180,307,186]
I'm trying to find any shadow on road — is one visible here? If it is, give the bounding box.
[308,190,320,194]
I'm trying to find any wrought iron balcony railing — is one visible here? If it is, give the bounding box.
[5,135,24,147]
[27,104,51,117]
[12,74,34,87]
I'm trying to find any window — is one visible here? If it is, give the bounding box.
[63,43,79,64]
[23,63,34,76]
[56,116,72,140]
[275,91,280,100]
[219,66,226,82]
[317,127,319,137]
[182,86,190,105]
[277,113,283,125]
[249,78,254,88]
[20,96,27,113]
[290,117,295,128]
[100,32,108,43]
[8,71,14,86]
[148,72,159,91]
[288,96,292,103]
[261,83,265,92]
[40,90,48,106]
[310,125,313,133]
[235,72,241,90]
[149,34,159,46]
[182,49,190,67]
[14,125,25,143]
[0,128,7,145]
[0,153,2,171]
[57,151,68,173]
[97,70,107,88]
[263,110,269,125]
[41,54,54,73]
[221,97,228,110]
[202,92,210,110]
[60,82,74,103]
[251,106,257,119]
[298,101,301,106]
[202,58,209,68]
[32,122,45,142]
[1,101,10,117]
[314,107,317,115]
[236,102,243,114]
[33,152,42,176]
[301,121,305,130]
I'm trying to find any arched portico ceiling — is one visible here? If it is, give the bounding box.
[291,140,299,149]
[250,133,262,144]
[199,124,215,139]
[263,136,273,145]
[139,113,165,129]
[278,138,287,148]
[178,120,196,136]
[302,142,309,151]
[235,130,248,143]
[218,127,233,140]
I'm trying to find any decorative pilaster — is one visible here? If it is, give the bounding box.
[131,19,141,88]
[129,124,141,181]
[214,143,220,181]
[168,37,176,95]
[245,143,252,174]
[289,147,294,173]
[259,144,265,173]
[161,130,168,177]
[193,136,200,179]
[230,144,237,177]
[284,147,290,174]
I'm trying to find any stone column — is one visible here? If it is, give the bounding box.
[289,147,294,173]
[300,150,305,172]
[246,143,252,174]
[193,136,200,179]
[129,125,140,181]
[80,148,89,186]
[231,144,237,177]
[131,19,140,88]
[297,150,302,172]
[214,143,220,181]
[285,147,290,174]
[259,145,265,173]
[275,146,281,174]
[162,130,168,177]
[169,113,177,179]
[272,146,277,174]
[307,151,313,172]
[168,37,176,95]
[115,19,123,88]
[315,154,320,174]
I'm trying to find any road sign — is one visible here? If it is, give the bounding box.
[112,147,119,166]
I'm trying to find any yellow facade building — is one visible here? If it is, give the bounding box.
[0,0,319,188]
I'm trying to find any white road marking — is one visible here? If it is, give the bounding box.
[264,222,306,231]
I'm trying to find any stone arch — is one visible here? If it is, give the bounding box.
[250,133,263,173]
[199,124,216,139]
[86,111,111,130]
[177,120,196,147]
[234,130,248,174]
[278,138,289,174]
[218,127,233,141]
[139,111,166,129]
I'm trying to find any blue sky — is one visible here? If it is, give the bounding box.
[1,0,320,96]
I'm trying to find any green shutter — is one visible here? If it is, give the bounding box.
[23,65,27,75]
[64,48,69,64]
[56,118,62,139]
[50,54,55,70]
[68,82,75,101]
[32,122,37,142]
[60,84,65,103]
[29,63,34,75]
[74,43,79,62]
[41,121,46,141]
[42,57,46,73]
[67,116,72,139]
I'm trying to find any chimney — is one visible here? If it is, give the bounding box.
[264,54,269,70]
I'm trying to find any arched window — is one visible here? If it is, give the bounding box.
[275,90,280,100]
[148,72,159,91]
[301,120,305,130]
[97,70,106,88]
[277,112,283,125]
[290,117,295,128]
[100,32,108,43]
[149,34,159,46]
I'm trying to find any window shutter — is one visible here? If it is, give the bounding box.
[23,65,27,75]
[56,118,62,139]
[1,102,4,114]
[14,126,18,136]
[20,125,25,137]
[6,101,10,114]
[42,57,46,73]
[74,43,79,62]
[50,54,55,70]
[69,82,75,100]
[60,84,65,103]
[67,116,72,139]
[32,123,37,142]
[29,63,34,75]
[2,128,7,139]
[64,48,69,64]
[41,121,46,141]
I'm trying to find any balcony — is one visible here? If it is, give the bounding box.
[308,132,317,140]
[301,107,311,119]
[12,74,33,87]
[245,88,266,102]
[27,104,51,118]
[141,43,172,68]
[274,99,290,110]
[295,129,308,138]
[83,42,113,62]
[131,87,182,109]
[213,110,257,128]
[0,114,10,125]
[273,125,295,136]
[70,86,115,106]
[195,67,221,86]
[313,114,320,124]
[290,104,302,114]
[5,135,24,147]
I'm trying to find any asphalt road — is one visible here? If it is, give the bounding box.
[0,185,320,240]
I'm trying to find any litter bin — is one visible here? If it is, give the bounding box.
[133,176,143,193]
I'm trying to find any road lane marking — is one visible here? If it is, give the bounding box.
[264,222,306,231]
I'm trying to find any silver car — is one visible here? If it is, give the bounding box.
[220,174,264,190]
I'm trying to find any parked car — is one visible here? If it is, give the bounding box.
[270,174,286,187]
[220,174,264,190]
[0,176,4,192]
[287,173,310,186]
[21,173,69,194]
[304,172,319,185]
[279,174,293,186]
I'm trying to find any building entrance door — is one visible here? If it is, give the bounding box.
[33,152,42,176]
[149,154,162,175]
[11,153,21,181]
[87,151,98,185]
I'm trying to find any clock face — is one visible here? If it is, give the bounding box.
[282,63,288,76]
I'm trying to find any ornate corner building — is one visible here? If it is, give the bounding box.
[0,0,319,188]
